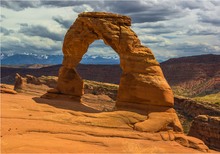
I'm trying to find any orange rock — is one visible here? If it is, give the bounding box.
[174,133,209,152]
[189,115,220,150]
[0,84,17,94]
[134,110,182,132]
[14,73,25,90]
[1,92,210,153]
[56,12,174,109]
[48,12,184,134]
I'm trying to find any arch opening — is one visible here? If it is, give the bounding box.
[77,40,121,110]
[79,40,120,65]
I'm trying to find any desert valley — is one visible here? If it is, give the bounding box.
[1,53,220,153]
[1,11,220,153]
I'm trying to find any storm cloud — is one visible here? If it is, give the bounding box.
[171,42,220,54]
[1,34,62,55]
[186,25,220,36]
[19,24,64,41]
[198,11,220,26]
[52,16,73,29]
[1,26,14,35]
[1,0,40,11]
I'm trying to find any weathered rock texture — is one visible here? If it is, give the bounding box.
[1,91,209,153]
[189,115,220,151]
[10,74,210,152]
[14,74,58,90]
[55,12,173,110]
[0,84,17,94]
[174,97,220,118]
[14,73,58,95]
[46,12,183,133]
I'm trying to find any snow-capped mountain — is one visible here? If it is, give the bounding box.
[0,53,120,65]
[80,55,119,64]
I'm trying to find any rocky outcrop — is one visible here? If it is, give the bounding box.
[14,73,25,90]
[14,74,58,95]
[84,80,118,100]
[0,84,17,94]
[14,74,58,90]
[55,12,174,109]
[174,97,220,118]
[43,12,184,133]
[189,115,220,151]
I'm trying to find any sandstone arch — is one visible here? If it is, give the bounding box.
[57,12,174,110]
[56,12,174,111]
[43,12,184,132]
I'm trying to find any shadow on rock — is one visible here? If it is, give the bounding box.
[32,96,100,113]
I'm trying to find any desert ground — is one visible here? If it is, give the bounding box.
[1,84,213,153]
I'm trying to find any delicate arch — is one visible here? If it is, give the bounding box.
[56,12,174,111]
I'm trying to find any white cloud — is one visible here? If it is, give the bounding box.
[1,32,62,55]
[72,4,94,13]
[186,25,220,35]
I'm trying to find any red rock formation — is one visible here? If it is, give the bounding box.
[46,12,183,133]
[14,73,25,90]
[189,115,220,151]
[174,97,220,118]
[56,12,174,110]
[0,84,17,94]
[161,54,220,97]
[14,74,58,89]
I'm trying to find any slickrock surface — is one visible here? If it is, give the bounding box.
[189,115,220,151]
[1,91,210,153]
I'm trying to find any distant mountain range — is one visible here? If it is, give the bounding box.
[1,54,219,99]
[160,54,220,97]
[0,53,120,65]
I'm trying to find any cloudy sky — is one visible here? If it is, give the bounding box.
[1,0,220,61]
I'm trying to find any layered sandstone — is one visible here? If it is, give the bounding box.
[55,12,173,110]
[9,74,210,152]
[0,84,17,94]
[14,74,57,95]
[14,74,58,90]
[1,91,209,153]
[43,12,178,131]
[43,12,183,133]
[189,115,220,151]
[174,97,220,118]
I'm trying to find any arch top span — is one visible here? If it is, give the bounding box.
[62,12,151,69]
[78,12,131,26]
